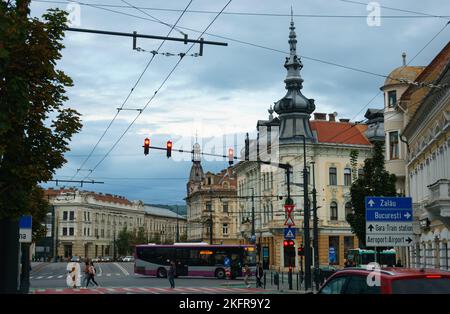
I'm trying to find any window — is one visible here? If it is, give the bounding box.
[343,275,380,294]
[207,177,212,185]
[329,236,340,265]
[330,202,338,221]
[223,202,229,213]
[319,276,347,294]
[388,90,397,107]
[95,229,98,237]
[344,168,351,186]
[63,211,68,221]
[69,227,74,236]
[83,227,86,236]
[206,201,212,212]
[69,211,74,221]
[101,229,104,237]
[84,212,86,221]
[222,223,229,235]
[62,227,67,236]
[329,167,337,185]
[344,236,354,259]
[389,131,399,160]
[88,212,90,221]
[345,202,353,219]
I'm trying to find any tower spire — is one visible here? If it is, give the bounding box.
[273,11,315,143]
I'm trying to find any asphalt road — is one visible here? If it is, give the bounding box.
[30,262,248,289]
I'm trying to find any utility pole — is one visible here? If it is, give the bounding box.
[251,188,255,244]
[176,206,180,243]
[311,161,319,291]
[299,135,312,291]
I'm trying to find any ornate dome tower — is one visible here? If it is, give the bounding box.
[273,10,315,143]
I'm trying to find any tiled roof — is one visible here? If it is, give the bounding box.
[45,188,133,206]
[310,120,371,146]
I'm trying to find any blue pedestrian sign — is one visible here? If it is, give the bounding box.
[19,215,32,229]
[365,196,414,247]
[284,227,296,240]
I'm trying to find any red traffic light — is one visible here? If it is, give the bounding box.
[228,148,234,165]
[166,140,173,158]
[283,240,288,247]
[289,240,294,246]
[143,137,150,155]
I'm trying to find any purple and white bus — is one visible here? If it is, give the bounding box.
[134,243,256,279]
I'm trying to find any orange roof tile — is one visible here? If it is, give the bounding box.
[310,120,371,145]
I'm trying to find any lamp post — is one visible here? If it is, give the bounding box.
[295,134,311,291]
[251,188,255,244]
[311,161,319,290]
[176,205,180,243]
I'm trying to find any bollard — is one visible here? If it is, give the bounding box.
[288,268,293,290]
[264,272,266,289]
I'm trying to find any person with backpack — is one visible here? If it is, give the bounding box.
[85,261,99,288]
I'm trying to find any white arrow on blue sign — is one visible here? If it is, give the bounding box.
[365,197,414,247]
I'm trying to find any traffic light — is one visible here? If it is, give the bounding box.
[245,133,249,161]
[166,140,172,158]
[143,137,150,155]
[228,148,234,165]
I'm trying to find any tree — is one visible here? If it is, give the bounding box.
[346,141,397,247]
[116,227,132,256]
[0,1,82,292]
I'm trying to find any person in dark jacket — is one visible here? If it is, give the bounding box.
[255,262,264,288]
[168,260,176,288]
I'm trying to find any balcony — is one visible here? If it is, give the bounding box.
[425,179,450,227]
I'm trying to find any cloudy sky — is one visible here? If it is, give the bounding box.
[30,0,450,204]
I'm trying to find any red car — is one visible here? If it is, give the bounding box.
[318,267,450,294]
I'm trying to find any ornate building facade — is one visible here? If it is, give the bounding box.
[186,146,239,245]
[41,188,186,259]
[234,16,373,270]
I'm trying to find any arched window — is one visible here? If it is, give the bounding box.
[330,202,338,221]
[345,202,353,219]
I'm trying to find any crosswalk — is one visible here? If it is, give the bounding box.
[30,273,129,280]
[32,286,269,294]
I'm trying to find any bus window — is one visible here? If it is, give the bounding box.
[243,247,256,266]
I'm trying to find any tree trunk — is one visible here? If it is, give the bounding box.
[0,219,20,293]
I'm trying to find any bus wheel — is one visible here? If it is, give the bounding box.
[215,268,226,279]
[157,267,167,278]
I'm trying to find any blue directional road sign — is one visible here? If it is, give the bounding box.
[365,197,414,247]
[284,227,296,240]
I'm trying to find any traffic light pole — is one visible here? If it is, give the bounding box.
[299,135,312,292]
[311,161,320,291]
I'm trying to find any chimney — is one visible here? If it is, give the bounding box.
[339,118,350,123]
[328,113,336,122]
[314,113,327,120]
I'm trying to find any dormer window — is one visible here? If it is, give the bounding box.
[388,90,397,107]
[207,177,212,185]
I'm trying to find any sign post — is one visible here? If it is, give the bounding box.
[365,197,414,247]
[18,215,32,294]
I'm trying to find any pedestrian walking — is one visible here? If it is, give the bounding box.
[256,262,264,288]
[82,260,90,287]
[243,264,251,288]
[85,261,99,288]
[168,260,176,288]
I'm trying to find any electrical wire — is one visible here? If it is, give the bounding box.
[69,0,194,180]
[33,0,445,83]
[80,0,233,181]
[33,0,450,19]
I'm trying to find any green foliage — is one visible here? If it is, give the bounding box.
[0,1,81,241]
[116,226,132,256]
[350,149,359,182]
[346,142,397,247]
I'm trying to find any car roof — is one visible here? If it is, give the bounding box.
[335,267,450,278]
